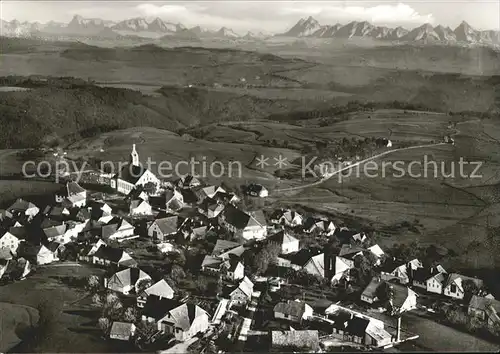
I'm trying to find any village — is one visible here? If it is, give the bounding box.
[0,144,499,353]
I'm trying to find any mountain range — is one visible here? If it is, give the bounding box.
[1,14,499,47]
[0,15,248,40]
[279,16,500,46]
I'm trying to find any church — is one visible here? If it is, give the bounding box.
[111,144,160,195]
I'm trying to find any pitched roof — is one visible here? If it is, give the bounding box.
[67,181,86,196]
[153,216,180,235]
[445,273,484,292]
[212,239,241,256]
[142,295,180,320]
[180,189,198,204]
[9,198,38,212]
[346,316,370,337]
[169,303,208,331]
[248,210,267,227]
[273,300,310,318]
[413,268,433,282]
[362,276,382,299]
[469,295,500,313]
[339,244,365,259]
[388,283,414,309]
[234,276,253,298]
[114,163,148,184]
[221,204,251,229]
[109,268,150,289]
[144,279,175,299]
[269,231,298,246]
[201,255,223,269]
[93,245,126,263]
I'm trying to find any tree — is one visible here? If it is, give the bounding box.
[171,264,186,279]
[102,292,123,320]
[136,278,153,295]
[123,307,138,322]
[86,275,100,293]
[98,317,111,335]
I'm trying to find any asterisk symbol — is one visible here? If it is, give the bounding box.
[274,155,288,169]
[255,155,269,169]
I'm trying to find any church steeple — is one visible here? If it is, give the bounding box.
[130,144,139,166]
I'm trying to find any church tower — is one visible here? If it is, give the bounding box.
[130,144,139,166]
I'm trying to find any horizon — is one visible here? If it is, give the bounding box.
[1,1,498,34]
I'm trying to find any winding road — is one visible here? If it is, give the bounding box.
[273,142,449,193]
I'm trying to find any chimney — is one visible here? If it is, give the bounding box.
[396,316,402,342]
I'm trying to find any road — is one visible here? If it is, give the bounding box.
[273,142,447,193]
[400,312,499,352]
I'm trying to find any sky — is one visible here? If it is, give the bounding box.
[1,0,499,34]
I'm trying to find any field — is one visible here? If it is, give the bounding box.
[0,263,132,353]
[0,302,39,352]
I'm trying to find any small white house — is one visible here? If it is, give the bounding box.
[129,199,153,217]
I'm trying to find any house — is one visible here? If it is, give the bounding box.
[176,174,202,189]
[468,295,500,323]
[427,271,447,295]
[55,181,87,208]
[212,239,245,259]
[273,209,303,227]
[201,255,224,274]
[303,252,326,279]
[213,191,239,204]
[127,188,149,202]
[92,245,137,267]
[6,199,39,220]
[101,218,135,241]
[367,244,385,266]
[268,231,299,255]
[129,199,153,217]
[412,268,432,290]
[245,183,268,197]
[303,217,336,236]
[274,300,313,323]
[35,244,59,265]
[218,205,267,241]
[387,283,418,315]
[198,197,224,218]
[361,276,383,304]
[43,223,68,244]
[164,188,185,212]
[88,201,113,218]
[331,245,364,284]
[78,239,106,262]
[110,144,160,195]
[271,330,319,352]
[224,258,245,281]
[109,322,136,341]
[43,205,70,220]
[351,232,368,244]
[228,276,254,305]
[137,279,175,307]
[141,296,209,341]
[380,258,422,285]
[443,273,484,300]
[148,216,183,241]
[195,185,226,200]
[0,231,22,254]
[3,257,31,281]
[105,267,152,295]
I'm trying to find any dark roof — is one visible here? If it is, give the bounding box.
[274,300,309,318]
[142,295,180,320]
[413,268,432,282]
[246,183,265,193]
[180,189,199,204]
[67,181,86,196]
[153,216,180,235]
[114,163,147,184]
[221,204,250,229]
[469,295,500,313]
[288,248,322,267]
[345,317,370,337]
[93,245,124,263]
[362,276,382,299]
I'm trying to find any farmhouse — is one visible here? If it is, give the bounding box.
[245,183,268,198]
[218,205,267,240]
[176,174,202,189]
[380,258,422,285]
[101,218,135,241]
[303,217,336,236]
[212,239,245,259]
[361,276,383,304]
[142,296,209,341]
[111,144,160,195]
[443,273,484,300]
[268,231,299,255]
[274,300,313,323]
[55,181,87,208]
[198,197,225,218]
[92,245,137,267]
[0,231,22,254]
[6,199,39,220]
[468,295,500,323]
[387,283,418,315]
[105,267,152,295]
[164,188,185,212]
[228,276,254,305]
[137,279,175,308]
[129,199,153,216]
[148,215,183,241]
[272,209,303,227]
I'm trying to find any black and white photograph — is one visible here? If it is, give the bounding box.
[0,0,499,352]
